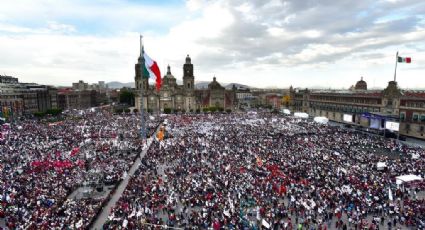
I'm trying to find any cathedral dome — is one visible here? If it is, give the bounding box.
[354,77,367,90]
[164,65,175,79]
[208,76,223,90]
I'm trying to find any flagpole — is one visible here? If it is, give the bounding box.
[140,35,146,140]
[394,51,398,82]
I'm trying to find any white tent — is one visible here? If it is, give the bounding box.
[313,116,329,124]
[396,175,423,185]
[282,109,291,115]
[294,112,309,119]
[377,162,386,170]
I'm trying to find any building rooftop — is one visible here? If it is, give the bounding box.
[309,90,383,97]
[402,91,425,99]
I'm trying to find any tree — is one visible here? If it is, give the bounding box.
[46,108,62,116]
[119,89,135,106]
[34,112,46,118]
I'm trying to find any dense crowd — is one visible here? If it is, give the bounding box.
[0,108,160,229]
[105,113,424,229]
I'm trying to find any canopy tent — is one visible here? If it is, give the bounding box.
[282,109,291,115]
[396,174,423,185]
[294,112,309,119]
[377,162,387,170]
[313,116,329,124]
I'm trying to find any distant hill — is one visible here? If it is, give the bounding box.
[107,81,134,89]
[107,81,254,90]
[194,81,211,89]
[195,81,254,89]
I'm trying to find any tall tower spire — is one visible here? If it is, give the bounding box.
[140,35,144,57]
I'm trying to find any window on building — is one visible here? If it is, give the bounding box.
[400,112,406,121]
[421,114,425,122]
[413,113,419,121]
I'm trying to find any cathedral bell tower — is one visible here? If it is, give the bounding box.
[134,37,149,111]
[135,43,149,92]
[183,54,194,91]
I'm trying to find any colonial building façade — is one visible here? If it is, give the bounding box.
[135,53,236,112]
[0,75,58,119]
[290,78,425,140]
[195,77,237,110]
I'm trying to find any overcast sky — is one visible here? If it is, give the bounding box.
[0,0,424,89]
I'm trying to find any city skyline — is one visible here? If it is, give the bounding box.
[0,0,424,89]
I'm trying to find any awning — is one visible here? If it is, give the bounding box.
[396,174,423,184]
[294,112,309,119]
[314,116,329,124]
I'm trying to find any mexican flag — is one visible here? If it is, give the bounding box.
[397,56,411,63]
[143,52,162,91]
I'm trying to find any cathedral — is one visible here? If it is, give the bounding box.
[134,53,236,112]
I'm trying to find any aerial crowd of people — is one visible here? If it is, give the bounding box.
[1,110,424,229]
[0,108,160,229]
[105,113,424,229]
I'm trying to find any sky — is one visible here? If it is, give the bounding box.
[0,0,424,89]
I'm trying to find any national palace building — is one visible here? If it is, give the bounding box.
[290,78,425,140]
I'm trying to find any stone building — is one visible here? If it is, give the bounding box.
[195,77,237,110]
[72,80,89,91]
[133,41,237,112]
[0,83,24,117]
[0,75,58,118]
[57,89,100,110]
[290,77,425,140]
[136,53,212,112]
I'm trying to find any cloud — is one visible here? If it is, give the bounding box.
[192,0,425,68]
[186,0,206,11]
[0,0,425,89]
